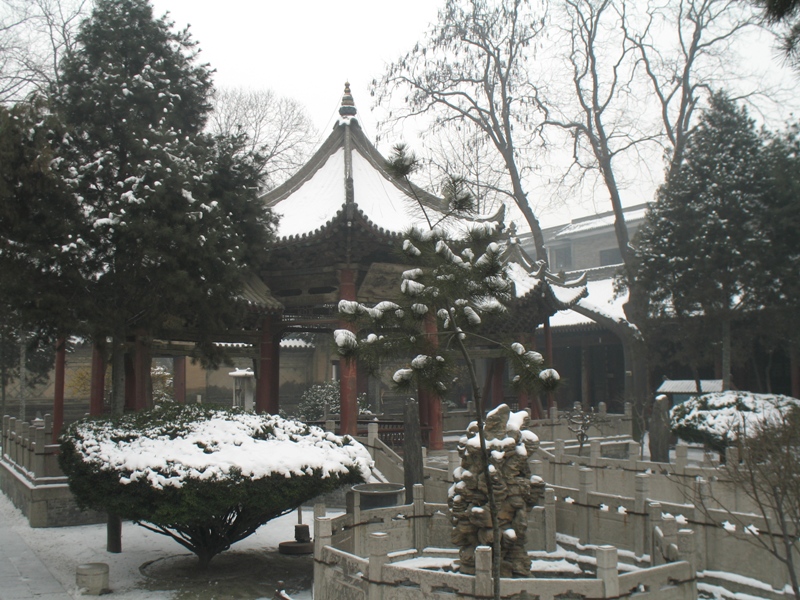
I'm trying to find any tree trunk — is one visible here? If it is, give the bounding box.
[18,333,26,421]
[110,336,126,416]
[722,318,731,391]
[1,331,6,416]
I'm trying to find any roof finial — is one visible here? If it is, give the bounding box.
[339,81,357,118]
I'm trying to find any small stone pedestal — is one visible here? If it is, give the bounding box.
[279,523,314,555]
[76,562,109,595]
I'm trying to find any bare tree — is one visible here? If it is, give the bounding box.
[208,87,317,191]
[0,0,89,103]
[372,0,660,419]
[691,407,800,598]
[372,0,551,262]
[530,0,768,437]
[541,0,762,299]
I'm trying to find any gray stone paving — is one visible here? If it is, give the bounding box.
[0,518,73,599]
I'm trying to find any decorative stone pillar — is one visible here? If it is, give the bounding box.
[596,546,619,597]
[449,404,543,577]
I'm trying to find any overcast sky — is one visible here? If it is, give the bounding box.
[148,1,799,228]
[149,0,439,145]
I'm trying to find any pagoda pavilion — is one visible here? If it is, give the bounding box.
[253,84,587,449]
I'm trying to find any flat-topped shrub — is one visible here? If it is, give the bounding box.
[59,404,371,567]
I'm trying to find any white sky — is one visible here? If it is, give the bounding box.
[148,1,799,228]
[149,0,440,145]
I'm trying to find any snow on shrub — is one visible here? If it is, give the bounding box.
[59,404,371,566]
[670,391,800,453]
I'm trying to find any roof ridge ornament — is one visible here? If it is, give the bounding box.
[339,81,357,118]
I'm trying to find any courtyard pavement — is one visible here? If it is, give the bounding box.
[0,513,74,600]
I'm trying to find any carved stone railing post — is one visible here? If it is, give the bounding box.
[313,516,333,600]
[367,532,390,600]
[628,441,640,469]
[544,487,557,552]
[474,546,492,598]
[578,467,595,543]
[677,528,696,568]
[413,483,426,551]
[634,474,649,557]
[20,421,30,472]
[448,450,460,482]
[32,422,46,476]
[367,422,378,456]
[590,439,601,466]
[648,501,662,562]
[596,545,619,598]
[675,444,688,475]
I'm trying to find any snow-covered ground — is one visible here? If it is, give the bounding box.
[0,491,323,599]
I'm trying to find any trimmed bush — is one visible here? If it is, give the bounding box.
[59,404,371,567]
[670,391,800,454]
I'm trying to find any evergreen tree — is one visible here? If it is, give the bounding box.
[49,0,275,401]
[0,99,83,413]
[337,222,559,599]
[630,92,773,389]
[0,100,85,334]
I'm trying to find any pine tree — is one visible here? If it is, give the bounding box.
[631,92,771,389]
[336,223,558,599]
[0,99,83,413]
[50,0,275,403]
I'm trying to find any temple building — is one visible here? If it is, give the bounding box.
[251,84,586,447]
[57,84,587,450]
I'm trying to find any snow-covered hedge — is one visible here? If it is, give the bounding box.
[670,391,800,453]
[59,404,371,566]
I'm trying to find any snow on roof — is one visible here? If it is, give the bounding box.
[657,380,724,394]
[506,262,543,298]
[281,338,314,349]
[229,368,254,378]
[351,150,436,232]
[547,277,627,328]
[554,206,648,238]
[271,148,347,238]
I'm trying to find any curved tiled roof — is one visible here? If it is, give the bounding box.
[260,92,451,243]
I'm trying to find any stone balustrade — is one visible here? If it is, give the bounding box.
[1,413,103,527]
[312,483,697,600]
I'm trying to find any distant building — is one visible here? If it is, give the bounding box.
[512,205,648,412]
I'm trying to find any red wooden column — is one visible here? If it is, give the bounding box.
[52,338,66,442]
[338,268,358,436]
[173,356,186,403]
[89,343,105,416]
[255,315,280,414]
[423,313,443,450]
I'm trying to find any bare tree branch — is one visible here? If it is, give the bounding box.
[208,87,317,191]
